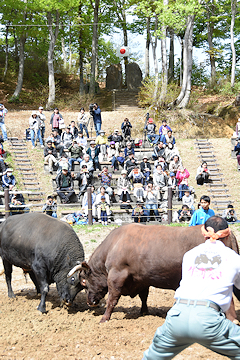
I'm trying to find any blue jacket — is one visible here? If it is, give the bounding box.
[189,207,215,226]
[93,107,102,124]
[2,174,16,188]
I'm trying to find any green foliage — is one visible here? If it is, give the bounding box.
[138,77,180,108]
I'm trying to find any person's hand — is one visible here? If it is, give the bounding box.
[9,185,14,190]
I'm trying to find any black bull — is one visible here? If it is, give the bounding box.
[79,223,240,323]
[0,213,85,312]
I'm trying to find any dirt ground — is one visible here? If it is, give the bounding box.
[0,225,240,360]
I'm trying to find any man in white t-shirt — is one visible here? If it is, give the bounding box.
[143,216,240,360]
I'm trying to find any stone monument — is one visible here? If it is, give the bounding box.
[126,62,142,90]
[106,64,122,90]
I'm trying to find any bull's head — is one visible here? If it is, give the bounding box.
[79,261,108,307]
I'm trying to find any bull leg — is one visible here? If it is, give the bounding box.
[28,271,41,295]
[31,263,49,313]
[225,297,239,325]
[100,268,128,323]
[139,287,149,315]
[3,259,15,298]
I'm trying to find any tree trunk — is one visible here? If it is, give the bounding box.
[11,33,26,99]
[61,23,67,70]
[2,24,9,82]
[151,15,159,102]
[79,1,84,95]
[178,16,195,108]
[231,0,237,88]
[169,15,195,108]
[47,11,60,108]
[123,16,128,87]
[159,0,168,107]
[89,0,99,94]
[145,16,150,79]
[168,28,174,83]
[69,22,72,72]
[206,3,216,86]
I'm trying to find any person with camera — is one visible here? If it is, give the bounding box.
[121,118,132,139]
[196,161,211,185]
[77,107,89,138]
[10,190,30,216]
[144,182,161,222]
[132,202,147,223]
[0,104,8,142]
[222,204,239,223]
[177,204,192,222]
[42,195,57,218]
[90,103,102,136]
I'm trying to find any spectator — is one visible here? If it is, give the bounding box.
[29,111,44,149]
[50,108,63,133]
[94,186,111,209]
[44,140,58,174]
[92,103,102,136]
[0,139,6,174]
[55,163,75,203]
[222,204,239,223]
[68,140,83,171]
[0,104,8,141]
[76,131,88,150]
[37,106,46,141]
[152,142,165,161]
[82,185,96,218]
[53,129,64,157]
[86,140,101,170]
[182,189,194,212]
[10,191,30,216]
[125,153,138,175]
[74,164,93,199]
[176,166,190,200]
[132,203,147,223]
[77,107,89,138]
[153,164,168,201]
[169,154,182,174]
[189,195,215,226]
[236,118,240,138]
[168,172,178,197]
[121,118,132,139]
[159,119,172,137]
[154,155,167,172]
[140,156,151,184]
[61,126,73,149]
[144,118,159,145]
[98,166,113,196]
[42,195,57,218]
[95,130,108,160]
[56,154,70,174]
[163,129,175,146]
[80,154,94,173]
[124,141,135,157]
[177,204,192,222]
[69,121,78,138]
[107,141,118,171]
[108,129,123,151]
[234,139,240,168]
[144,182,161,222]
[96,195,110,225]
[165,142,179,164]
[196,161,211,185]
[2,168,15,190]
[129,167,145,203]
[116,151,125,169]
[117,169,131,203]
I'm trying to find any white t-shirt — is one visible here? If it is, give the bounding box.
[175,240,240,312]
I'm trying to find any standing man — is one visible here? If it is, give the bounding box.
[143,216,240,360]
[92,103,102,136]
[0,104,8,142]
[37,106,46,142]
[189,195,215,226]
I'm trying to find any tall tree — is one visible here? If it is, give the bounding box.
[231,0,237,87]
[89,0,100,94]
[159,0,168,106]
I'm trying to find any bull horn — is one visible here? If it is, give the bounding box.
[67,264,83,278]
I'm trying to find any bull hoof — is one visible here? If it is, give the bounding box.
[37,306,47,313]
[8,293,16,299]
[99,317,108,323]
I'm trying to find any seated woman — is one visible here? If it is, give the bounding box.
[117,169,131,203]
[196,162,211,185]
[128,166,145,203]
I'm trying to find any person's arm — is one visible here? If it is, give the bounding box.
[189,211,197,226]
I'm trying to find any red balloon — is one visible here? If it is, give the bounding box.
[120,48,126,55]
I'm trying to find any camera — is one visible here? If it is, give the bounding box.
[89,104,95,116]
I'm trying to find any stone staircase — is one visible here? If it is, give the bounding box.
[112,90,140,111]
[195,139,233,215]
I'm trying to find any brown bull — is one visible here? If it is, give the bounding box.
[80,223,240,323]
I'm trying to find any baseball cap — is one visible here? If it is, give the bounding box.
[39,106,44,110]
[148,118,153,123]
[62,164,68,170]
[170,172,175,177]
[90,140,95,145]
[114,129,119,133]
[121,170,127,175]
[110,141,115,145]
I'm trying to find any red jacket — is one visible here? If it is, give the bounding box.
[176,169,190,186]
